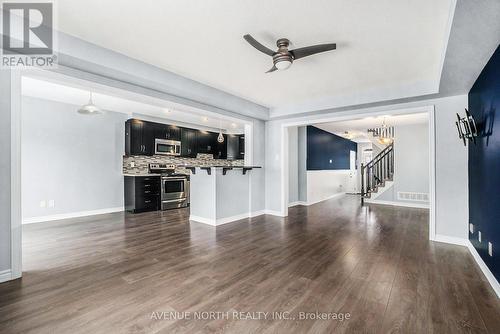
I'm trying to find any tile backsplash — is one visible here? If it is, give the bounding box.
[123,154,244,175]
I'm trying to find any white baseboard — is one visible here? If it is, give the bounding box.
[216,213,253,225]
[264,210,287,217]
[300,193,346,207]
[22,206,124,224]
[190,211,263,227]
[249,210,266,217]
[288,201,307,207]
[433,234,468,246]
[364,199,430,209]
[431,236,500,298]
[189,215,216,226]
[467,240,500,298]
[0,269,12,283]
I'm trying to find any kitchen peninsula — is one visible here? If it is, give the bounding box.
[188,166,261,226]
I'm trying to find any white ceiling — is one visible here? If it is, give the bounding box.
[56,0,455,116]
[21,76,247,133]
[315,112,428,143]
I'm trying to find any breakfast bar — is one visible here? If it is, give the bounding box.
[187,166,261,226]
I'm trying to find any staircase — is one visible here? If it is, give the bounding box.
[360,143,394,204]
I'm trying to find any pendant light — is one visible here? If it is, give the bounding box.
[217,120,224,143]
[78,92,102,115]
[377,117,393,145]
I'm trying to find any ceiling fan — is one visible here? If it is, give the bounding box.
[243,34,336,73]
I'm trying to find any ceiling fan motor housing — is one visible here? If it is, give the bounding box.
[273,38,294,67]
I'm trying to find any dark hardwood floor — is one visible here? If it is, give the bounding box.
[0,195,499,333]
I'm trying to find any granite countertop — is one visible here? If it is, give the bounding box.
[123,173,161,177]
[182,165,262,169]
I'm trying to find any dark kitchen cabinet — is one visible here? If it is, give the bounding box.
[238,135,245,160]
[154,123,181,141]
[124,176,160,213]
[125,119,155,156]
[197,131,215,154]
[226,135,239,160]
[181,127,197,157]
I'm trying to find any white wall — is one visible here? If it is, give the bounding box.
[21,97,128,222]
[298,126,308,202]
[0,71,13,272]
[288,127,298,204]
[377,122,430,204]
[290,125,353,205]
[265,95,468,239]
[249,119,266,214]
[306,171,350,204]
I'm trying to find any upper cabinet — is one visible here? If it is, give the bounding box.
[196,131,215,155]
[125,118,244,160]
[238,135,245,160]
[154,124,181,141]
[226,135,239,160]
[180,127,197,158]
[125,119,155,156]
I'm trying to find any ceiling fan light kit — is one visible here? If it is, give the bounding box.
[243,34,336,73]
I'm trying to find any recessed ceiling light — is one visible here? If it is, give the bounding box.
[164,109,171,113]
[231,123,237,128]
[202,117,209,122]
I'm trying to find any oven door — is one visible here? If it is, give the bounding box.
[155,139,181,156]
[161,177,187,201]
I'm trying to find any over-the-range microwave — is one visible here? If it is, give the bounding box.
[155,139,181,156]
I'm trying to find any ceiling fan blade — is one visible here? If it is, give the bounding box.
[243,34,275,56]
[266,66,278,73]
[289,43,336,60]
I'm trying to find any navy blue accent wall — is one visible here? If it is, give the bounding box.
[307,125,357,170]
[468,45,500,281]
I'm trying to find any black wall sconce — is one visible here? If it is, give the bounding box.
[456,109,478,146]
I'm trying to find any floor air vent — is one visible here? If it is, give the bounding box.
[397,192,429,202]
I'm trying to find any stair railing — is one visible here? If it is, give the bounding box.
[360,143,394,204]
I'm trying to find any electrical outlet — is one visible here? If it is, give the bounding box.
[478,231,482,243]
[48,200,55,208]
[130,162,135,168]
[469,223,474,234]
[488,242,493,257]
[40,200,46,208]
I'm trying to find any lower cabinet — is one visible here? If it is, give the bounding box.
[124,176,160,213]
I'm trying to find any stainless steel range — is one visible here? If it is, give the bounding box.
[149,164,190,210]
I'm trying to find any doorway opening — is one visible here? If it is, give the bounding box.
[282,105,436,240]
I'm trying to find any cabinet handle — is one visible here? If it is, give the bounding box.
[145,200,152,203]
[145,190,151,194]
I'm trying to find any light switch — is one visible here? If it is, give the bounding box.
[40,200,46,208]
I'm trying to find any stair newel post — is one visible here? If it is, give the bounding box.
[380,154,387,182]
[361,163,365,204]
[368,165,371,193]
[385,152,388,180]
[390,144,394,176]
